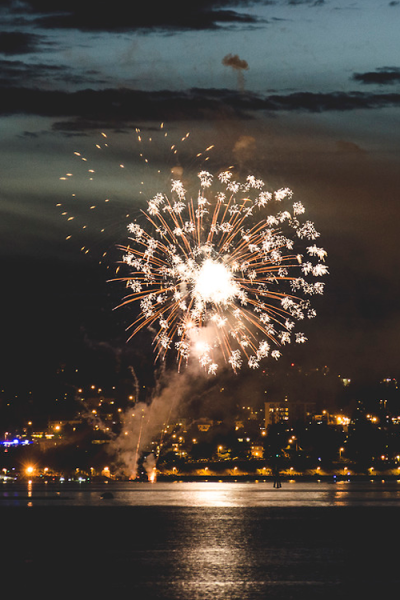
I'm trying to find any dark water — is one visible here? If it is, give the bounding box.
[3,482,400,598]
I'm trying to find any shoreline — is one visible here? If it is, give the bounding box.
[5,473,400,484]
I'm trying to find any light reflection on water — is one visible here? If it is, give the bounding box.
[2,480,400,507]
[4,481,400,598]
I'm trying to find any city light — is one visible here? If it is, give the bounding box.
[1,439,32,447]
[2,360,400,483]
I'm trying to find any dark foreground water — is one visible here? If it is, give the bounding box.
[2,482,400,598]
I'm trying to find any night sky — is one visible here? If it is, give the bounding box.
[1,0,400,405]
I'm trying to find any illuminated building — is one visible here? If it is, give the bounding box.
[265,401,290,427]
[265,399,316,427]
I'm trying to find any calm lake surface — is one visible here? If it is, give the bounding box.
[3,479,400,507]
[3,481,400,598]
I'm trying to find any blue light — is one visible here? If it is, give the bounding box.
[1,439,33,447]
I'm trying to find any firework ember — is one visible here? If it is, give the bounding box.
[116,170,328,374]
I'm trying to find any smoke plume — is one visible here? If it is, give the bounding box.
[222,53,249,91]
[107,369,193,478]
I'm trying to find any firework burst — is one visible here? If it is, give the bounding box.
[115,169,328,374]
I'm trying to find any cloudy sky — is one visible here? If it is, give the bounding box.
[1,0,400,398]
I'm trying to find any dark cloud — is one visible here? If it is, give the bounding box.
[1,1,262,32]
[0,58,63,85]
[264,90,400,111]
[36,10,259,33]
[287,0,325,5]
[0,31,42,54]
[0,58,105,87]
[0,87,251,122]
[0,0,330,34]
[352,67,400,85]
[3,87,400,126]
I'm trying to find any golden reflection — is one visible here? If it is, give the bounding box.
[185,482,236,507]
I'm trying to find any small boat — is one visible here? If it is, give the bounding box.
[100,491,114,499]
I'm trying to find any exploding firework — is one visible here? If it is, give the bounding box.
[115,168,328,374]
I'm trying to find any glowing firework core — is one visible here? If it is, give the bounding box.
[193,258,239,305]
[116,169,328,374]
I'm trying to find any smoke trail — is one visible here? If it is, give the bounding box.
[107,369,193,479]
[232,135,256,169]
[222,53,249,91]
[128,365,140,402]
[222,53,249,71]
[143,452,157,482]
